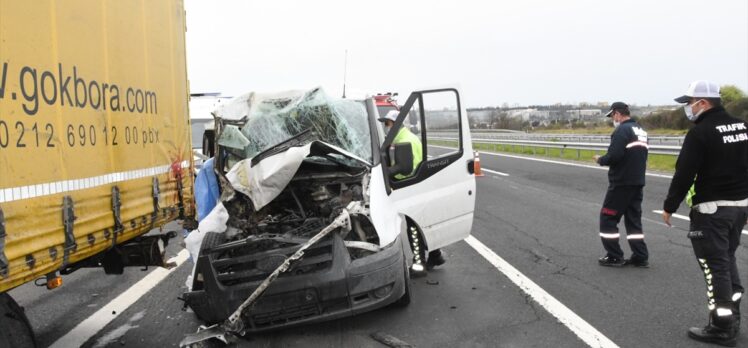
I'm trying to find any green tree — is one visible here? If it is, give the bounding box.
[639,108,691,130]
[720,85,746,104]
[725,98,748,121]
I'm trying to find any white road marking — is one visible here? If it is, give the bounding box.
[50,249,190,348]
[482,151,674,179]
[464,235,619,348]
[653,210,690,221]
[92,310,146,348]
[426,147,509,176]
[482,168,509,176]
[653,210,748,235]
[429,145,673,179]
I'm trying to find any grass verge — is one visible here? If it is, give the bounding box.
[527,127,687,136]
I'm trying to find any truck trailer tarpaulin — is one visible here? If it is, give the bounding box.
[0,0,195,293]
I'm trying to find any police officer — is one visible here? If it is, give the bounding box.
[663,81,747,346]
[378,110,445,274]
[593,102,650,267]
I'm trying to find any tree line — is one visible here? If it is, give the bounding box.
[638,85,748,130]
[468,85,748,132]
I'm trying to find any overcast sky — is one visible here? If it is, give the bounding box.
[185,0,748,108]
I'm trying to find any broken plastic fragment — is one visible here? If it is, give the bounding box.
[178,324,235,347]
[370,332,414,348]
[216,125,250,150]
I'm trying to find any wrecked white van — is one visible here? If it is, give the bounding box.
[182,87,476,334]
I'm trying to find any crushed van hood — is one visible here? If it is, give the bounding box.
[226,141,370,212]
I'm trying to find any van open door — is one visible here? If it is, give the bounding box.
[380,88,476,250]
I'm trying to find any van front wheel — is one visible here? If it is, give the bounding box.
[393,249,412,307]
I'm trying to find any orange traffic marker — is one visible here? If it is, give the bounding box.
[474,151,485,177]
[46,273,62,290]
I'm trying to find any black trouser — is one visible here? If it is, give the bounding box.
[689,206,746,317]
[599,185,648,260]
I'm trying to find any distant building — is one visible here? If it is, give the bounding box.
[566,109,603,120]
[509,108,550,121]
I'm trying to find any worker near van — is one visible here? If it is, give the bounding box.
[592,102,650,268]
[663,81,747,345]
[378,110,445,274]
[380,110,423,179]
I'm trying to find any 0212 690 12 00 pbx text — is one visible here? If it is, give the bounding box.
[0,121,161,150]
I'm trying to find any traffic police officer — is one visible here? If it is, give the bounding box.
[378,110,445,275]
[663,81,747,346]
[593,102,650,267]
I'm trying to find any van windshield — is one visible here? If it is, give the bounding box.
[214,88,373,164]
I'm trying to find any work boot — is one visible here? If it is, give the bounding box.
[688,312,737,347]
[598,256,624,267]
[623,258,649,268]
[426,249,446,269]
[732,295,742,335]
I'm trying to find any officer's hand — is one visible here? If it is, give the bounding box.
[592,155,601,162]
[662,211,672,227]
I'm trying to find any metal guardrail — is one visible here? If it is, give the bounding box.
[429,132,685,145]
[430,137,681,156]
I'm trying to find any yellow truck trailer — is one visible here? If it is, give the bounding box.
[0,1,194,345]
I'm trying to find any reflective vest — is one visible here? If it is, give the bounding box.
[392,127,423,180]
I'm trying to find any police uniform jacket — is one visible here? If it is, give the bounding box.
[664,106,748,213]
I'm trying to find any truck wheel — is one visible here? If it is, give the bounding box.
[0,292,37,348]
[393,250,412,307]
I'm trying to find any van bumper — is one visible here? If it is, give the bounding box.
[183,234,405,333]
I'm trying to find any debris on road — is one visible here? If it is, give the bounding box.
[426,280,439,285]
[370,331,415,348]
[178,324,235,347]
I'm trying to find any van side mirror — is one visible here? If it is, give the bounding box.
[388,143,414,177]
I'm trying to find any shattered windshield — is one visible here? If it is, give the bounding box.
[215,88,372,164]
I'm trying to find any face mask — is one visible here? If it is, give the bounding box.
[684,100,705,121]
[613,120,620,128]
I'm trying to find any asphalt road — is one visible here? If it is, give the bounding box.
[10,148,748,347]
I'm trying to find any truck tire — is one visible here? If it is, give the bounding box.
[0,292,37,348]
